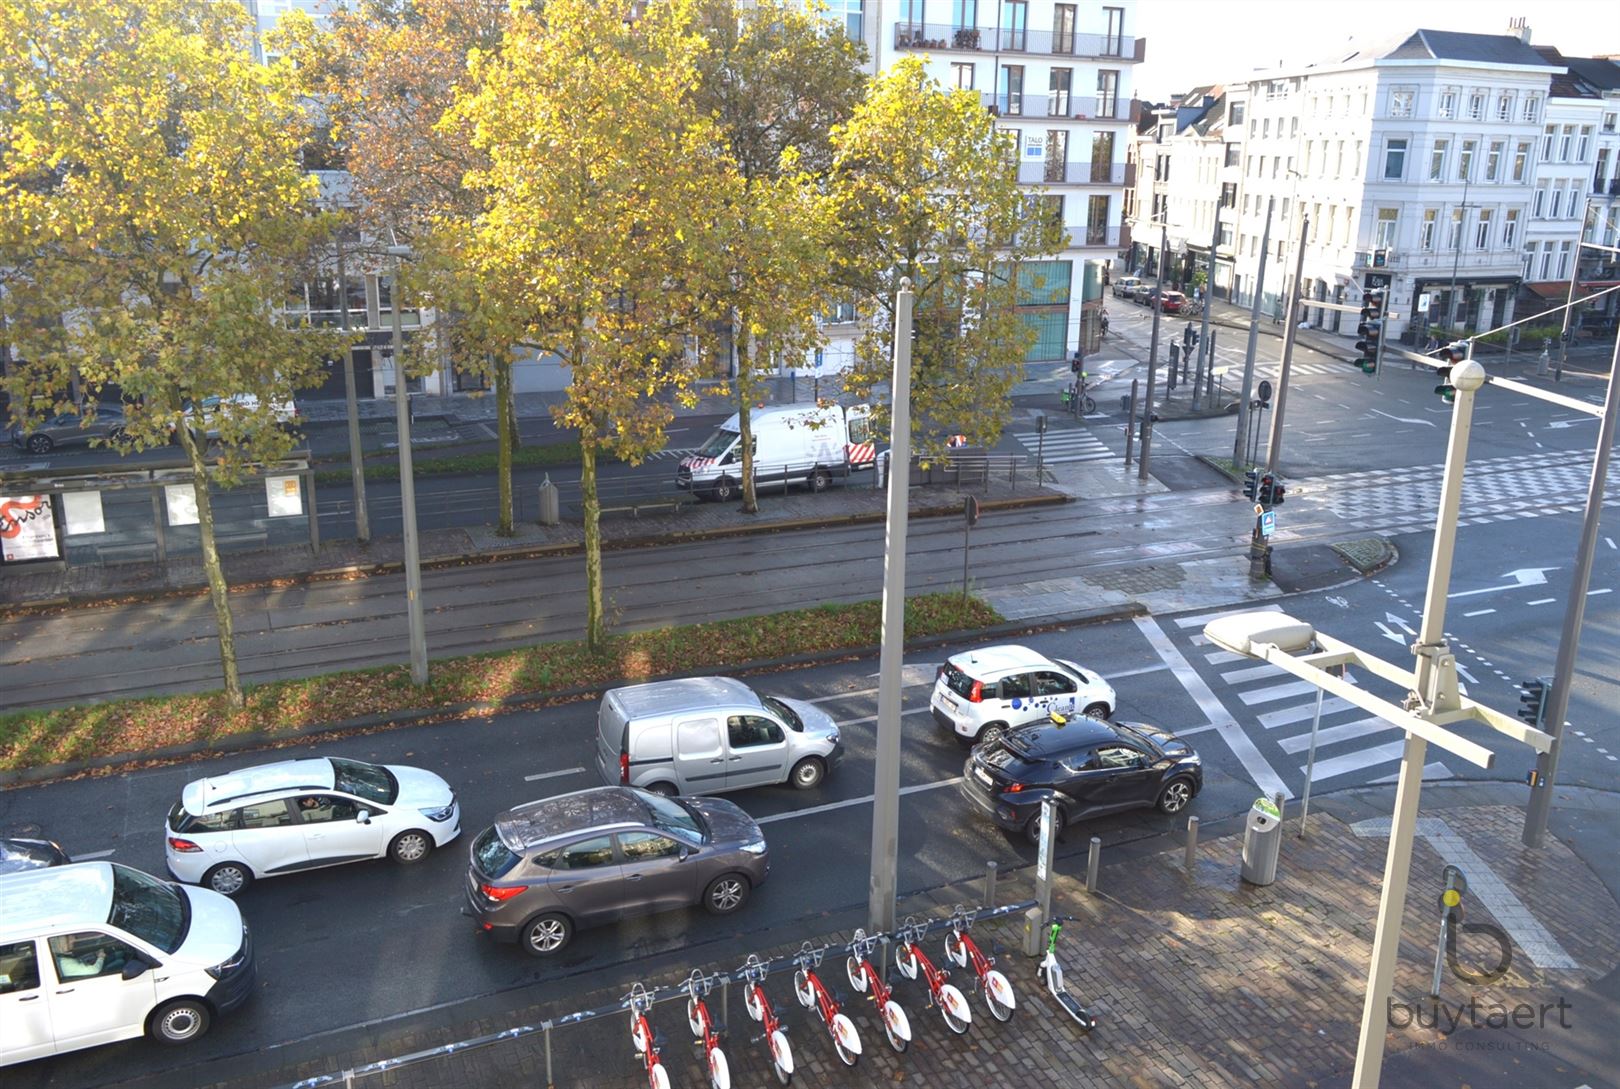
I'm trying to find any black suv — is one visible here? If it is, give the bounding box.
[961,718,1202,842]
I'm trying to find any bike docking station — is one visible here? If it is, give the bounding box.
[1019,792,1099,1034]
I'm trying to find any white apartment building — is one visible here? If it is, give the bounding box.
[1128,23,1620,346]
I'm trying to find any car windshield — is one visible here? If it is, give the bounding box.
[472,826,521,879]
[107,864,189,954]
[329,758,398,805]
[1112,722,1164,754]
[640,792,706,844]
[762,696,803,732]
[693,429,736,459]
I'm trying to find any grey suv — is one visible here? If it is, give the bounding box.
[464,786,769,956]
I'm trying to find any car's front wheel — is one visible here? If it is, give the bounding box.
[1025,806,1066,844]
[1082,702,1111,719]
[203,862,252,897]
[389,829,433,864]
[975,722,1008,747]
[25,434,53,454]
[703,873,751,915]
[789,757,825,790]
[1156,777,1195,814]
[710,475,737,503]
[149,999,211,1045]
[521,913,572,956]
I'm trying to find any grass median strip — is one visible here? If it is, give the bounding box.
[0,593,1002,775]
[314,440,585,485]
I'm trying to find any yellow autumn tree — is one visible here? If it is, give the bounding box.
[0,0,340,706]
[449,0,732,650]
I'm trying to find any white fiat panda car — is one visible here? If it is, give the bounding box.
[0,862,253,1066]
[165,756,459,896]
[931,645,1116,746]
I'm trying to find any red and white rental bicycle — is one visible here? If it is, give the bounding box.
[893,916,972,1034]
[793,941,863,1066]
[844,927,912,1053]
[627,983,671,1089]
[739,954,795,1086]
[945,905,1017,1021]
[684,969,731,1089]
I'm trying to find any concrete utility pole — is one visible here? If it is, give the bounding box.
[868,278,914,940]
[1233,200,1274,468]
[1194,203,1220,409]
[1138,225,1168,480]
[335,238,370,545]
[1266,216,1310,473]
[1445,175,1471,334]
[388,244,429,686]
[1523,328,1620,845]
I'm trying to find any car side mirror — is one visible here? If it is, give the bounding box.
[121,959,150,981]
[356,811,371,824]
[678,846,690,861]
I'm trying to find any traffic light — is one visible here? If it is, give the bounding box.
[1434,342,1468,402]
[1518,678,1549,727]
[1243,469,1260,500]
[1271,479,1286,505]
[1258,472,1276,506]
[1355,290,1384,374]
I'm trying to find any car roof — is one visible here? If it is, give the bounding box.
[182,758,336,814]
[946,645,1056,679]
[497,787,650,851]
[610,676,761,719]
[1003,718,1117,757]
[0,861,115,937]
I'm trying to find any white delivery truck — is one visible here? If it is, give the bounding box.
[676,403,881,502]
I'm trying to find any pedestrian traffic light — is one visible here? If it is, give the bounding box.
[1518,678,1549,727]
[1271,478,1286,505]
[1243,469,1260,500]
[1258,472,1276,506]
[1434,342,1468,402]
[1355,290,1384,374]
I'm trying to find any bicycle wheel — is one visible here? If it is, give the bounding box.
[830,1013,862,1067]
[939,983,972,1035]
[894,943,919,980]
[631,1015,649,1054]
[845,955,867,993]
[881,1000,911,1054]
[743,983,765,1023]
[707,1046,731,1089]
[793,969,814,1009]
[687,997,704,1039]
[983,970,1016,1022]
[769,1028,794,1085]
[1081,396,1096,414]
[944,932,967,969]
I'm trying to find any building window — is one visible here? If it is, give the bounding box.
[1001,0,1027,51]
[1290,117,1298,137]
[1543,125,1555,160]
[1383,137,1408,180]
[951,62,974,90]
[1097,70,1118,117]
[1000,65,1023,115]
[899,0,924,30]
[831,0,863,41]
[1474,208,1493,249]
[1038,194,1064,235]
[1390,88,1415,117]
[1533,186,1546,217]
[1551,180,1564,218]
[1599,148,1613,188]
[1502,208,1519,247]
[1439,90,1457,119]
[1513,140,1531,182]
[1335,141,1344,176]
[1560,125,1574,161]
[1048,68,1071,116]
[1103,6,1124,55]
[1429,139,1448,181]
[1091,131,1115,181]
[1225,142,1240,168]
[1229,101,1245,126]
[1486,140,1504,182]
[1448,208,1464,250]
[1420,208,1438,249]
[1053,4,1076,54]
[1524,95,1539,121]
[1577,126,1592,162]
[1468,92,1485,121]
[1458,139,1476,181]
[1044,129,1069,182]
[1604,112,1618,134]
[1220,181,1237,208]
[1559,240,1572,278]
[952,0,976,29]
[1539,244,1552,279]
[1375,208,1399,248]
[1262,118,1271,138]
[1497,93,1513,121]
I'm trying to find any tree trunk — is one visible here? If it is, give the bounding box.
[180,429,244,707]
[504,365,522,455]
[737,326,757,514]
[581,440,604,652]
[495,356,514,536]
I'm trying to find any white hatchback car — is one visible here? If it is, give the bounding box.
[165,757,459,896]
[931,645,1116,745]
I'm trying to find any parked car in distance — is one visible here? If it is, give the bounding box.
[0,861,254,1065]
[1111,276,1144,299]
[1131,283,1159,304]
[164,756,460,896]
[9,404,128,455]
[172,392,300,444]
[931,645,1116,745]
[960,716,1203,842]
[465,786,769,956]
[0,837,73,876]
[1157,290,1187,314]
[597,676,842,796]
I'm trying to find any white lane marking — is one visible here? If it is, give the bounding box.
[1134,616,1291,800]
[1301,739,1408,782]
[1369,408,1437,428]
[1352,817,1577,969]
[72,849,117,861]
[754,777,963,825]
[1220,663,1285,685]
[808,678,932,705]
[1277,717,1391,754]
[1173,604,1283,630]
[1258,697,1358,729]
[524,767,586,782]
[1527,598,1555,606]
[1171,723,1221,737]
[1203,650,1247,666]
[1238,680,1333,706]
[838,707,930,728]
[1107,663,1173,679]
[1367,762,1453,784]
[866,664,943,689]
[1463,608,1496,617]
[1589,588,1612,597]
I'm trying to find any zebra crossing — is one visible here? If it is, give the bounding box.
[1173,607,1453,789]
[1013,429,1112,464]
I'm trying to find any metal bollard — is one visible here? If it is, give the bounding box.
[721,975,729,1028]
[1086,835,1101,893]
[543,1022,553,1088]
[1184,815,1199,871]
[984,860,999,909]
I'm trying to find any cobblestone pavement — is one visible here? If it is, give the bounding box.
[195,792,1619,1089]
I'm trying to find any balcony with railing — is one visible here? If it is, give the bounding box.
[893,23,1135,59]
[1015,161,1127,186]
[1073,224,1121,248]
[981,92,1124,122]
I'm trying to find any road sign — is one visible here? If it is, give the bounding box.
[1417,294,1432,314]
[1260,511,1276,538]
[1257,379,1273,402]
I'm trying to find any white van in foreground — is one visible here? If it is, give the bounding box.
[677,403,880,502]
[0,862,254,1066]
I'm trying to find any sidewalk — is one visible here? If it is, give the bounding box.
[184,783,1620,1089]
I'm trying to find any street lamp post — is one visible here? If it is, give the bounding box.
[387,244,429,686]
[1445,176,1472,334]
[1233,200,1274,469]
[334,236,369,544]
[1265,215,1310,473]
[1138,224,1168,480]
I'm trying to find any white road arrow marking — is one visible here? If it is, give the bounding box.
[1455,662,1479,685]
[1368,408,1437,428]
[1448,567,1560,599]
[1374,622,1408,645]
[1545,417,1597,429]
[1375,611,1416,644]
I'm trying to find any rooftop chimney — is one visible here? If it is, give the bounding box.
[1507,17,1531,45]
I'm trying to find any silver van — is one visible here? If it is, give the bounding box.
[596,677,843,796]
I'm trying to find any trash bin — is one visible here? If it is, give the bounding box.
[1240,796,1283,886]
[537,474,560,526]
